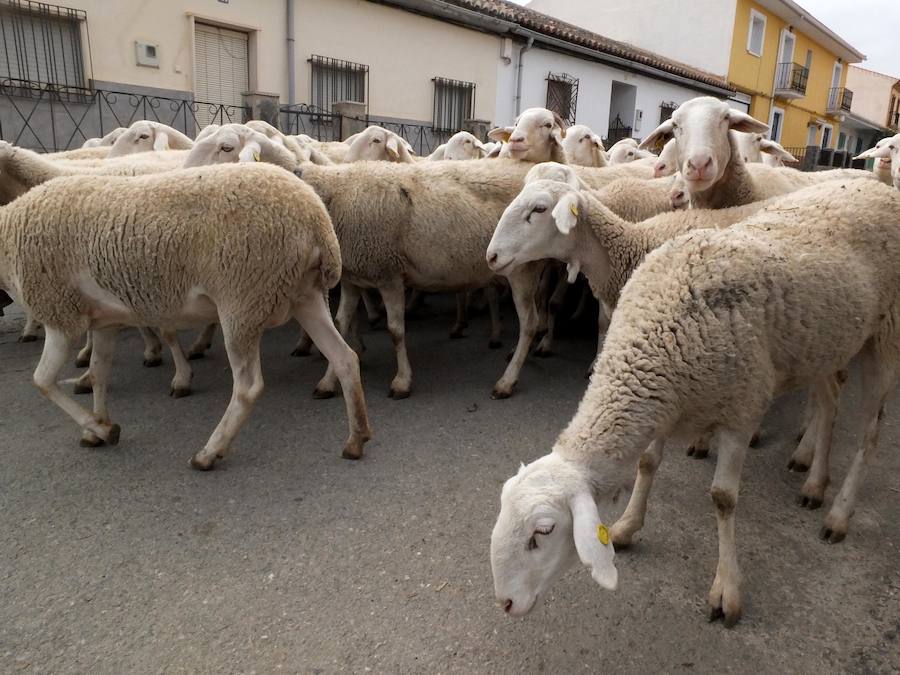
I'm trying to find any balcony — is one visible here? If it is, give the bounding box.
[890,112,899,130]
[774,62,808,99]
[826,87,853,114]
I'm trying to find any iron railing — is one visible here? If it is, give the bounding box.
[368,117,449,155]
[279,103,342,141]
[826,87,852,114]
[545,72,577,126]
[0,0,89,90]
[774,62,808,96]
[0,80,246,152]
[659,101,678,123]
[309,55,368,114]
[890,111,899,129]
[604,114,632,145]
[782,145,807,166]
[432,77,474,133]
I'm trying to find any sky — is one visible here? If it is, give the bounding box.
[509,0,899,77]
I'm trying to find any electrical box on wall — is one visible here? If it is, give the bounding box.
[634,109,643,132]
[135,42,160,68]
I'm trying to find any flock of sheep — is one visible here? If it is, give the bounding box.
[1,96,898,628]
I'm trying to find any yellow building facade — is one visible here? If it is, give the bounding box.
[727,0,863,151]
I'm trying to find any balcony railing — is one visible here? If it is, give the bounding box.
[774,62,808,98]
[890,112,899,130]
[826,87,853,114]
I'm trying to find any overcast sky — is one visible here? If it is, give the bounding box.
[511,0,898,77]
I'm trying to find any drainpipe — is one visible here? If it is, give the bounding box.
[514,36,534,117]
[286,0,296,105]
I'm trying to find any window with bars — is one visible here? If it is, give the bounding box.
[545,72,578,125]
[659,101,678,123]
[432,77,474,132]
[309,55,368,113]
[0,0,87,89]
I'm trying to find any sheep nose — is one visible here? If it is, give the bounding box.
[509,135,525,144]
[501,598,513,613]
[487,252,498,265]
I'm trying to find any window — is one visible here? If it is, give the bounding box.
[0,0,87,89]
[806,124,818,146]
[659,101,678,123]
[747,10,766,57]
[309,55,368,112]
[769,106,784,143]
[821,123,833,148]
[545,72,578,125]
[837,132,846,150]
[432,77,475,132]
[194,23,249,126]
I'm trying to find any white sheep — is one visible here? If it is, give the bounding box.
[561,125,607,167]
[81,127,127,148]
[733,131,798,166]
[491,178,900,626]
[108,120,194,157]
[0,162,371,468]
[344,126,416,163]
[427,131,489,161]
[854,133,900,189]
[652,138,678,177]
[606,138,655,165]
[488,108,568,164]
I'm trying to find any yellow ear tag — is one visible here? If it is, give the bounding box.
[253,151,261,162]
[597,523,610,546]
[569,203,579,217]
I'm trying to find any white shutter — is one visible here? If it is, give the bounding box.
[193,24,248,127]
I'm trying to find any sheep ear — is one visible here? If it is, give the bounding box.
[239,140,262,163]
[570,491,617,590]
[759,139,797,162]
[855,145,890,160]
[309,147,333,165]
[552,112,567,139]
[726,110,769,134]
[551,192,581,235]
[386,135,400,160]
[639,119,674,150]
[153,132,170,152]
[488,126,514,142]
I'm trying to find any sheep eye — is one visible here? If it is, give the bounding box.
[627,151,634,157]
[372,138,382,144]
[527,536,538,551]
[532,205,547,215]
[139,133,150,140]
[221,144,234,153]
[535,523,555,535]
[544,122,552,128]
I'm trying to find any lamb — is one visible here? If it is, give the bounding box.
[733,130,798,166]
[107,120,194,157]
[427,131,489,161]
[344,126,416,163]
[561,125,607,167]
[490,178,900,626]
[0,162,371,469]
[81,127,127,148]
[488,108,568,163]
[606,138,655,165]
[854,133,900,189]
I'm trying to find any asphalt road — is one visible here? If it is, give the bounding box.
[1,297,898,674]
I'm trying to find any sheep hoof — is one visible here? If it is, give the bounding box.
[18,334,38,343]
[448,330,466,340]
[170,386,191,399]
[73,383,93,395]
[796,494,823,510]
[787,459,809,473]
[341,443,364,460]
[819,526,846,544]
[491,387,512,400]
[187,351,205,361]
[388,387,410,400]
[708,606,725,623]
[105,424,121,446]
[74,356,90,368]
[189,454,216,471]
[143,356,163,368]
[290,346,311,357]
[533,346,552,358]
[749,432,761,447]
[488,340,502,350]
[80,434,104,448]
[312,388,335,400]
[687,446,709,459]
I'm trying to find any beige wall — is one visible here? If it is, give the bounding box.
[69,0,499,122]
[846,66,896,127]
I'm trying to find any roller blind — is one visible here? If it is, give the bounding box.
[193,23,248,126]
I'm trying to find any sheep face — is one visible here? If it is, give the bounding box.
[653,138,678,177]
[562,125,605,167]
[491,454,617,618]
[640,97,768,193]
[734,131,797,166]
[183,124,298,170]
[606,138,655,165]
[856,134,900,188]
[668,173,691,209]
[344,126,414,163]
[442,131,488,160]
[489,108,566,163]
[109,121,191,157]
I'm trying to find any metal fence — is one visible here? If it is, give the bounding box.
[0,80,246,151]
[279,103,342,141]
[604,114,632,145]
[366,117,450,155]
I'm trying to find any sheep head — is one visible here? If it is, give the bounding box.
[562,125,606,167]
[491,453,618,618]
[108,121,194,157]
[855,134,900,188]
[344,126,415,163]
[442,131,489,160]
[606,138,655,165]
[489,108,567,164]
[653,138,678,177]
[182,124,298,170]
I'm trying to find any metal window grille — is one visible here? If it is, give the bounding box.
[432,77,474,133]
[545,72,577,125]
[309,55,368,113]
[659,101,677,123]
[0,0,87,90]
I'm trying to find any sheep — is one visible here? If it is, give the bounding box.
[427,131,489,161]
[653,138,678,177]
[606,138,656,165]
[733,131,798,166]
[855,133,900,189]
[490,178,900,626]
[488,108,568,164]
[343,126,416,163]
[44,146,113,161]
[108,120,194,157]
[243,120,333,165]
[0,162,371,469]
[561,124,607,167]
[81,127,127,148]
[183,124,299,171]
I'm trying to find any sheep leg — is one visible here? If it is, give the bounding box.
[75,331,93,368]
[187,323,217,360]
[79,327,118,447]
[291,325,315,357]
[19,312,41,342]
[295,291,371,459]
[189,324,264,470]
[570,283,592,322]
[787,390,820,472]
[139,327,163,367]
[382,282,413,399]
[404,289,424,316]
[535,274,568,357]
[449,292,469,339]
[33,327,119,445]
[821,348,896,543]
[313,281,361,398]
[707,427,752,628]
[610,439,665,548]
[797,375,841,508]
[161,330,193,398]
[363,289,384,326]
[687,431,712,459]
[492,264,540,399]
[486,283,502,349]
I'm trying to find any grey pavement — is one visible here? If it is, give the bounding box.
[0,298,898,674]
